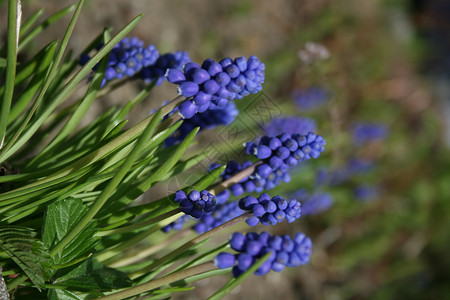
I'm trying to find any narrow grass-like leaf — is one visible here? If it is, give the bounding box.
[19,8,44,37]
[7,41,58,125]
[27,29,111,169]
[207,252,272,300]
[0,57,6,68]
[49,110,162,258]
[0,0,19,149]
[17,5,75,52]
[0,13,143,163]
[0,0,85,160]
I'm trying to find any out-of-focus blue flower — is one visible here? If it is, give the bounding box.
[292,86,328,111]
[192,201,244,234]
[317,158,374,186]
[165,101,238,146]
[214,231,312,277]
[352,122,389,145]
[300,192,333,215]
[80,37,159,86]
[354,185,379,202]
[262,116,316,136]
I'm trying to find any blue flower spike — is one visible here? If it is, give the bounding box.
[166,56,265,119]
[214,231,312,277]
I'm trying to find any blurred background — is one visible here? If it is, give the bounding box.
[1,0,449,299]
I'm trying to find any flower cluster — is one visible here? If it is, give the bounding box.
[161,215,191,233]
[80,37,159,85]
[352,122,389,145]
[292,86,328,111]
[214,231,312,277]
[174,189,216,218]
[166,56,265,119]
[140,51,191,85]
[262,116,317,136]
[192,201,244,234]
[354,185,379,202]
[245,132,326,178]
[299,192,333,216]
[165,101,238,146]
[239,194,302,226]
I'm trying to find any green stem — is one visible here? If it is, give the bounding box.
[130,212,251,279]
[108,229,190,268]
[0,0,19,149]
[49,110,162,257]
[99,262,216,300]
[209,162,261,195]
[98,208,181,236]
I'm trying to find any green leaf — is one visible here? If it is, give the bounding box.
[48,289,82,300]
[207,252,272,300]
[19,8,44,37]
[27,29,112,169]
[42,198,99,267]
[0,0,19,149]
[7,40,58,125]
[52,258,131,291]
[49,110,162,258]
[0,57,6,68]
[0,226,49,289]
[17,5,75,52]
[0,13,143,164]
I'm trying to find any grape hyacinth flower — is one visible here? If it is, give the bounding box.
[214,231,312,276]
[300,192,333,216]
[165,101,239,146]
[354,185,379,202]
[80,37,159,85]
[262,116,317,136]
[173,189,216,218]
[352,122,389,145]
[192,201,245,234]
[292,86,328,111]
[212,132,326,202]
[245,132,326,179]
[166,56,265,119]
[140,51,191,85]
[161,215,192,233]
[239,194,302,226]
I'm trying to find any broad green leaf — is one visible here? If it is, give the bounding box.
[42,198,99,267]
[48,289,82,300]
[51,258,131,291]
[0,226,49,289]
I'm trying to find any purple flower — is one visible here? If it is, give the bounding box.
[300,192,333,216]
[174,189,217,219]
[166,56,265,119]
[140,51,191,85]
[214,231,312,277]
[80,37,159,85]
[292,86,328,110]
[263,117,317,136]
[165,101,239,146]
[352,122,389,145]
